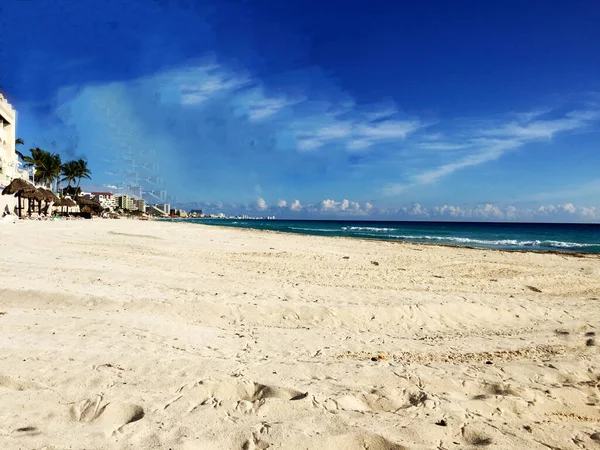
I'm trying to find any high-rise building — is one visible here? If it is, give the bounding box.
[132,198,146,212]
[91,192,117,211]
[115,194,134,210]
[0,92,29,215]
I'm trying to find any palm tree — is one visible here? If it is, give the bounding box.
[61,160,79,192]
[61,159,92,197]
[15,138,25,160]
[73,159,92,194]
[23,148,62,189]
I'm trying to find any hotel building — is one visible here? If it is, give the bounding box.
[0,93,29,214]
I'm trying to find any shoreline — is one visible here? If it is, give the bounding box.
[166,219,599,259]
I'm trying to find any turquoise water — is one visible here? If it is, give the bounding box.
[181,219,600,253]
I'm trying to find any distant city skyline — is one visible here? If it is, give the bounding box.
[2,0,599,222]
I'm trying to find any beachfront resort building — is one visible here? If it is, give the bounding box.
[115,194,135,211]
[132,198,146,212]
[91,192,117,211]
[0,92,29,214]
[155,203,170,215]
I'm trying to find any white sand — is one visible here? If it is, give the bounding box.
[1,219,599,449]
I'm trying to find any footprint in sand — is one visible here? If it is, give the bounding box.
[10,426,41,437]
[461,424,494,447]
[173,379,307,415]
[0,375,41,391]
[305,431,407,450]
[320,387,438,413]
[70,395,144,435]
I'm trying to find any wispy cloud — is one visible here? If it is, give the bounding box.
[297,117,424,153]
[383,105,600,195]
[246,94,300,121]
[484,110,599,139]
[178,65,251,105]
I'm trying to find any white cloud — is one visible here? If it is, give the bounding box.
[412,139,521,185]
[505,205,518,219]
[294,111,423,152]
[382,105,600,195]
[358,120,422,140]
[346,139,373,151]
[178,65,251,105]
[433,204,463,217]
[410,203,428,216]
[247,96,294,121]
[311,198,372,215]
[420,203,597,221]
[315,123,353,139]
[256,197,268,210]
[290,200,302,211]
[364,107,398,122]
[580,206,597,217]
[418,142,473,151]
[277,199,287,207]
[321,199,338,211]
[297,138,325,152]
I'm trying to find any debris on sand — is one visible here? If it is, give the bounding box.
[526,285,542,293]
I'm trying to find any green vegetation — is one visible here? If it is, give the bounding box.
[18,140,92,196]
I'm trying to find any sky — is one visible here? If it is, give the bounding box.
[1,0,599,222]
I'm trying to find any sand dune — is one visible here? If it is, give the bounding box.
[0,219,599,449]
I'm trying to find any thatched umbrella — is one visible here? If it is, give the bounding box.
[54,197,77,213]
[76,196,101,212]
[20,188,45,215]
[1,178,36,217]
[77,197,101,218]
[39,188,58,203]
[38,188,59,214]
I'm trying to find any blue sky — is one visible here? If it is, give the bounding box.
[1,0,599,221]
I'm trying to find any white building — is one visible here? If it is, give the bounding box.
[0,93,29,215]
[154,203,170,215]
[91,192,117,211]
[115,194,135,210]
[132,198,146,212]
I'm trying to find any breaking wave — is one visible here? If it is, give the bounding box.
[353,234,599,250]
[341,226,397,232]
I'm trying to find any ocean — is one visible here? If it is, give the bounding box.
[180,219,600,253]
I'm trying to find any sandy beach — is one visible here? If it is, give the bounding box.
[1,219,599,449]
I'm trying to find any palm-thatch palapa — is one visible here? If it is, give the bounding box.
[19,188,45,215]
[39,188,58,203]
[75,196,101,215]
[54,197,77,213]
[1,178,36,217]
[37,188,59,215]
